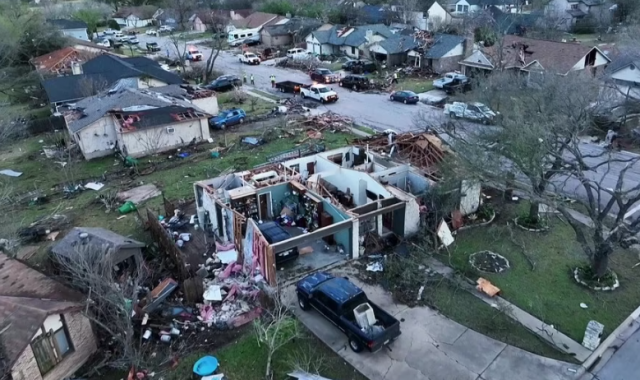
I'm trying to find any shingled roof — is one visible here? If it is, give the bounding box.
[0,253,84,374]
[310,24,395,48]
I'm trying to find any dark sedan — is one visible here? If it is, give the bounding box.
[204,75,242,92]
[342,59,377,74]
[390,91,419,104]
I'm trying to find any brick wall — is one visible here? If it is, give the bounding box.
[11,312,97,380]
[431,55,463,74]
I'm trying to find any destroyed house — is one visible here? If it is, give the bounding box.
[194,142,438,286]
[63,87,215,159]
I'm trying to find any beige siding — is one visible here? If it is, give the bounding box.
[76,117,118,160]
[118,118,210,158]
[11,312,97,380]
[138,78,168,89]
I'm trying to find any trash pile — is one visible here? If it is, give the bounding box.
[279,97,316,114]
[275,56,319,70]
[17,214,71,244]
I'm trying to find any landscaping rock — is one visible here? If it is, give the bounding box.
[469,251,511,273]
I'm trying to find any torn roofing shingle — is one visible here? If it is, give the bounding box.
[67,87,208,133]
[311,24,395,47]
[115,105,207,131]
[379,35,419,54]
[425,34,465,58]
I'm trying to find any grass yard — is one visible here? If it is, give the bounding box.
[166,331,367,380]
[424,279,576,362]
[174,32,209,41]
[353,125,376,135]
[439,203,640,342]
[397,77,433,93]
[217,92,276,116]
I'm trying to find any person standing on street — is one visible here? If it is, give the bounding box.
[243,73,247,84]
[392,72,398,84]
[271,75,276,88]
[250,74,255,85]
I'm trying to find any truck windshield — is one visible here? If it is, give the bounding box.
[318,69,330,75]
[318,87,330,93]
[191,50,200,54]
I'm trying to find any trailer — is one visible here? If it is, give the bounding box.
[275,80,304,94]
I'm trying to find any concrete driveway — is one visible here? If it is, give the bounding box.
[283,273,583,380]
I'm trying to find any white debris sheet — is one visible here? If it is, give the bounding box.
[0,170,22,177]
[217,250,238,264]
[85,182,105,191]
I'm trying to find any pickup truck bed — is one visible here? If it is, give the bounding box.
[275,80,304,94]
[296,272,400,353]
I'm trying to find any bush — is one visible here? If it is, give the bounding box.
[107,19,121,30]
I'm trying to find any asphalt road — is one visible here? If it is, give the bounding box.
[134,33,640,215]
[595,328,640,380]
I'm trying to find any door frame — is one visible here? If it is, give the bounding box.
[258,192,272,220]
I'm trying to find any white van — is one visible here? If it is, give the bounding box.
[286,48,308,59]
[114,31,125,41]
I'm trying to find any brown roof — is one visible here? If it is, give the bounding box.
[485,35,608,74]
[231,12,279,29]
[114,5,158,19]
[31,46,79,72]
[231,9,253,18]
[193,9,229,25]
[0,253,84,372]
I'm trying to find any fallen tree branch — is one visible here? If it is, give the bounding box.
[507,223,536,270]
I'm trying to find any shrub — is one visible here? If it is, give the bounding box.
[107,19,121,30]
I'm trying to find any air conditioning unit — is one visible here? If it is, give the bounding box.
[166,127,175,133]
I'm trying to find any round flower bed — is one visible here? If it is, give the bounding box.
[460,205,497,230]
[469,250,511,273]
[514,216,549,232]
[573,265,620,291]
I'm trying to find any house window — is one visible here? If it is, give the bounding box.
[457,4,469,12]
[571,4,578,9]
[31,314,74,375]
[351,46,356,55]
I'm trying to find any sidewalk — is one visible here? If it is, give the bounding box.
[284,271,585,380]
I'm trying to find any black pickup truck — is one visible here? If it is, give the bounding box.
[296,272,401,353]
[275,80,304,94]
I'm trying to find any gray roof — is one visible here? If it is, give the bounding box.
[67,86,205,133]
[311,24,395,47]
[51,227,145,259]
[425,34,465,58]
[605,53,639,75]
[264,17,322,37]
[48,18,88,30]
[379,35,419,54]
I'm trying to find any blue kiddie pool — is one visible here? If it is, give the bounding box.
[193,355,218,376]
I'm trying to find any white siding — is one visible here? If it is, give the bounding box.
[62,28,89,41]
[137,78,168,88]
[612,65,640,84]
[192,97,219,116]
[570,50,609,71]
[427,2,452,30]
[75,117,118,160]
[441,43,464,58]
[118,118,210,158]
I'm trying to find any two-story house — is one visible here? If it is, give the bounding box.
[545,0,610,30]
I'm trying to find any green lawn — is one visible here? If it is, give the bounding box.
[166,331,367,380]
[173,32,209,41]
[353,125,376,135]
[218,92,275,116]
[424,279,577,362]
[439,203,640,342]
[397,77,433,93]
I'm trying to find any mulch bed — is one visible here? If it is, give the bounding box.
[469,250,511,273]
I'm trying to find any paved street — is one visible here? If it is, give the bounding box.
[595,327,640,380]
[134,34,640,215]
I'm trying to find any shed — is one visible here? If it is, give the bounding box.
[51,227,145,266]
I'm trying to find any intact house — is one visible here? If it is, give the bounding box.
[426,1,457,30]
[459,35,611,77]
[450,0,527,15]
[42,54,183,107]
[604,54,640,100]
[193,143,438,286]
[48,19,89,41]
[51,227,145,267]
[408,33,467,72]
[261,17,323,48]
[0,252,97,380]
[189,10,231,32]
[113,6,161,28]
[305,24,396,59]
[62,86,216,159]
[545,0,612,30]
[229,11,283,31]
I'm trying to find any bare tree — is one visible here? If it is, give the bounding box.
[163,0,196,31]
[434,71,640,279]
[53,243,151,373]
[201,10,229,83]
[253,291,301,380]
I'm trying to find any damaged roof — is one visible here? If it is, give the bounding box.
[263,17,323,37]
[66,87,208,133]
[114,105,208,131]
[425,34,465,58]
[0,253,85,373]
[311,24,395,47]
[42,55,183,104]
[378,35,419,54]
[51,227,145,259]
[31,46,79,72]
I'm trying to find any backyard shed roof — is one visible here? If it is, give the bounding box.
[51,227,145,258]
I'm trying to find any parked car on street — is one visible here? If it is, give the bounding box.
[184,45,203,61]
[309,68,340,84]
[158,25,174,33]
[339,74,370,91]
[209,108,246,129]
[444,102,497,124]
[146,29,158,36]
[442,77,471,95]
[275,80,304,94]
[124,36,139,45]
[390,91,419,104]
[103,28,116,35]
[433,72,468,89]
[296,272,401,353]
[204,75,242,92]
[300,84,338,103]
[95,39,110,47]
[146,42,161,52]
[342,59,377,74]
[286,48,307,59]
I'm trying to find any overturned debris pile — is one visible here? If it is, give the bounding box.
[353,132,448,181]
[301,112,352,132]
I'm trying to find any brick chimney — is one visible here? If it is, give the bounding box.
[463,33,475,58]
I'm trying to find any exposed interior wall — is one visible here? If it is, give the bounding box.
[76,117,118,160]
[256,182,290,219]
[386,185,419,236]
[322,168,391,206]
[321,200,352,253]
[192,96,219,115]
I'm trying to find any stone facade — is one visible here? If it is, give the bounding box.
[11,312,97,380]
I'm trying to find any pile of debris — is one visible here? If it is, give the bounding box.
[275,57,319,70]
[279,97,317,114]
[301,112,352,132]
[353,132,448,181]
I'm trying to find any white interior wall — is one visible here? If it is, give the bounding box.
[322,168,391,206]
[386,185,420,236]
